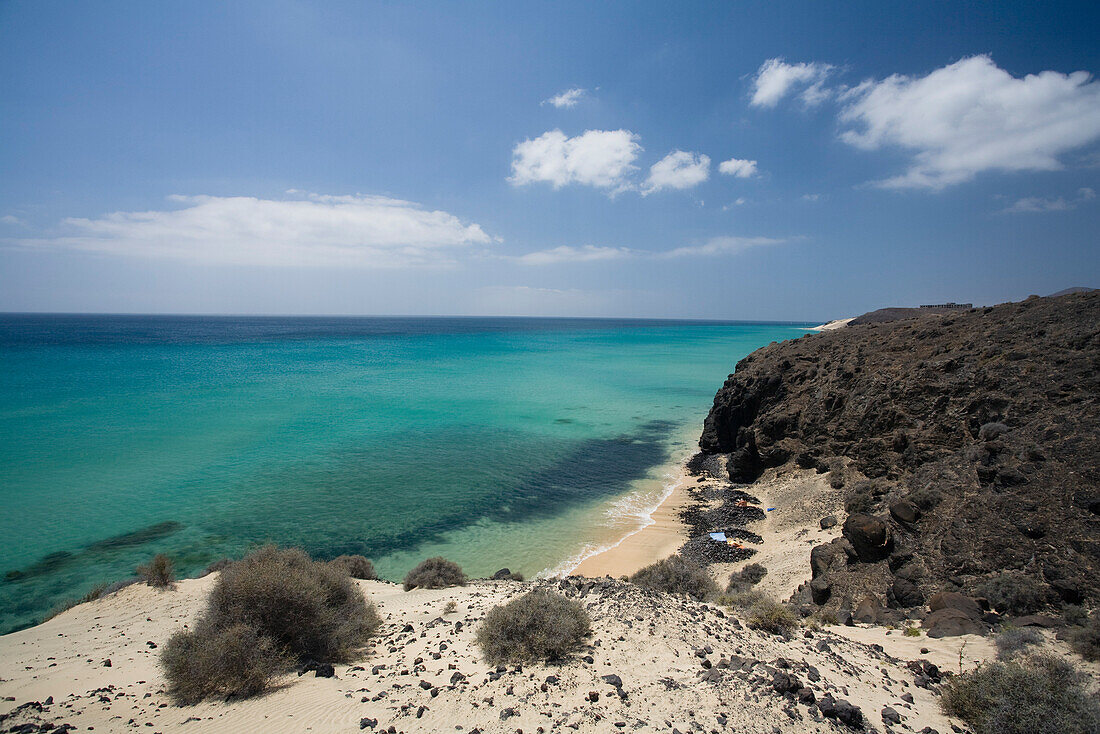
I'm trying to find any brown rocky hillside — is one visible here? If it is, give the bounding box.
[699,291,1100,617]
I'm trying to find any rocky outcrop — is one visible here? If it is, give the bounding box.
[700,291,1100,614]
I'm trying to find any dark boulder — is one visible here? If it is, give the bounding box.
[819,515,838,530]
[889,499,921,524]
[843,514,893,562]
[818,694,863,728]
[810,575,832,605]
[889,577,924,608]
[928,591,981,618]
[854,596,883,624]
[923,608,985,638]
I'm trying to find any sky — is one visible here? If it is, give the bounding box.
[1,0,1098,321]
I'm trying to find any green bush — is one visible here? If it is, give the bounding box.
[995,627,1043,659]
[975,573,1048,615]
[1070,611,1100,662]
[476,590,590,664]
[137,554,175,588]
[161,545,381,704]
[941,653,1100,734]
[628,555,718,601]
[162,623,290,705]
[330,554,378,580]
[403,557,467,591]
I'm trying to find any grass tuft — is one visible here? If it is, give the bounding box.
[136,554,174,588]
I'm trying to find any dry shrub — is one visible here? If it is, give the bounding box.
[720,588,797,635]
[976,573,1048,615]
[1070,611,1100,662]
[941,652,1100,734]
[476,590,590,664]
[995,627,1043,659]
[403,557,466,591]
[330,555,377,580]
[200,558,232,577]
[628,554,718,601]
[136,554,174,588]
[727,562,767,592]
[207,546,380,662]
[161,545,381,704]
[162,623,290,705]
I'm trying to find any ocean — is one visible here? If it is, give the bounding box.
[0,314,810,632]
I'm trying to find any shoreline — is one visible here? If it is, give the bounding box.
[569,465,694,578]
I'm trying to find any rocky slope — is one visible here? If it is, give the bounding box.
[699,291,1100,622]
[0,574,995,734]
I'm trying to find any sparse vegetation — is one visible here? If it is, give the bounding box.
[443,600,457,614]
[475,590,590,664]
[940,652,1100,734]
[976,572,1048,615]
[995,627,1043,659]
[1069,611,1100,662]
[726,562,767,592]
[43,582,109,622]
[719,588,797,635]
[161,545,381,704]
[1063,604,1088,627]
[628,554,718,601]
[200,558,232,577]
[903,625,921,637]
[136,554,174,588]
[162,623,290,705]
[330,554,377,580]
[403,557,467,591]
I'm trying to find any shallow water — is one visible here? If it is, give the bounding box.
[0,314,809,632]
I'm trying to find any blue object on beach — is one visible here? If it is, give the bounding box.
[709,532,727,542]
[766,508,776,511]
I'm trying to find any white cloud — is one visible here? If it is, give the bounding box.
[838,55,1100,189]
[17,193,494,268]
[1002,187,1096,213]
[0,215,26,226]
[722,198,748,210]
[801,193,821,201]
[643,150,710,194]
[509,129,642,190]
[718,158,758,178]
[659,236,785,258]
[750,58,833,108]
[513,244,635,265]
[542,88,587,108]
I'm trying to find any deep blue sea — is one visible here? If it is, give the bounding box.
[0,314,811,632]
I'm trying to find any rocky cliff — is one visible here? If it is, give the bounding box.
[699,291,1100,616]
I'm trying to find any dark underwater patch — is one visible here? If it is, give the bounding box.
[86,520,183,551]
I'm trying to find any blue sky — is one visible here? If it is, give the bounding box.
[1,1,1098,320]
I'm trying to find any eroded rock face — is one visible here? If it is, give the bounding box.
[699,291,1100,608]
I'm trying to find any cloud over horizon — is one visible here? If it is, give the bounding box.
[15,193,495,268]
[509,129,642,190]
[513,235,785,264]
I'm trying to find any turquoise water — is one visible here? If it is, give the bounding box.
[0,315,809,632]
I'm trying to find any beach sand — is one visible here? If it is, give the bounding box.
[571,475,693,578]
